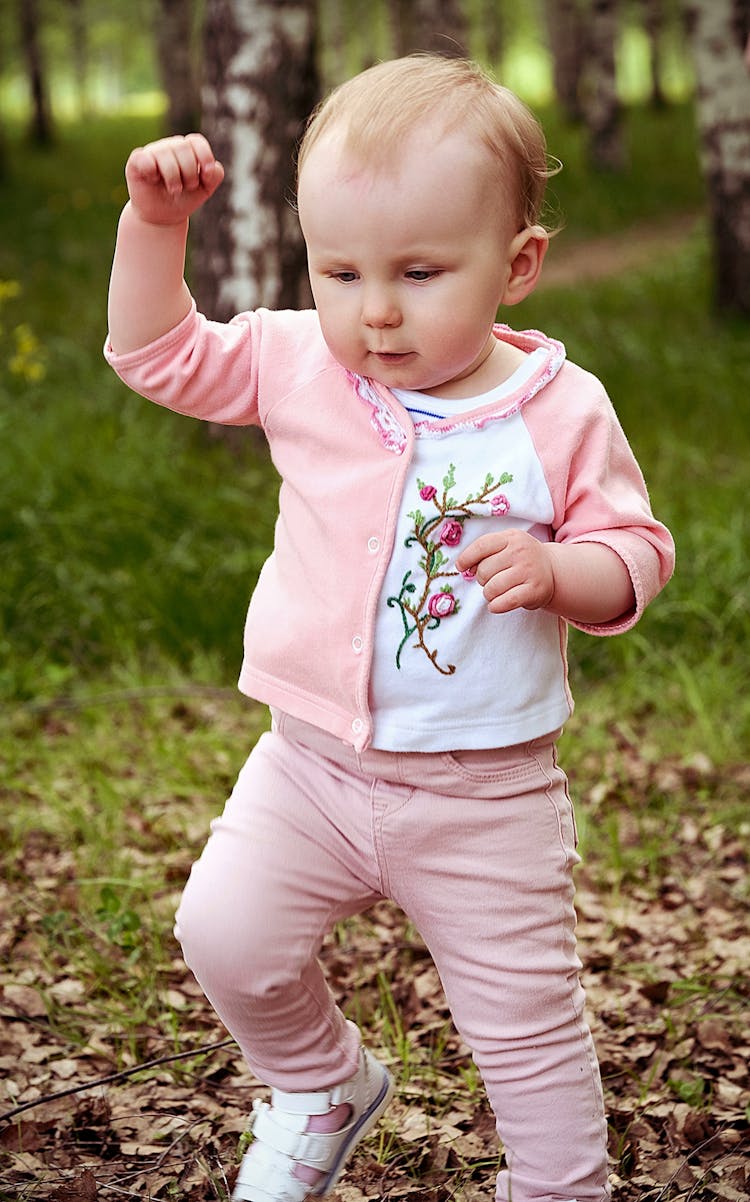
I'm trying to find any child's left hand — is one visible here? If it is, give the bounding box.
[455,530,555,614]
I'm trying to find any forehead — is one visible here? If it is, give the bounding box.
[298,126,506,247]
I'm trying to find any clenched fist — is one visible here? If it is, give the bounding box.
[125,133,225,226]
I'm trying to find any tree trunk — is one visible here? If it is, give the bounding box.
[641,0,667,107]
[685,0,750,314]
[18,0,53,145]
[156,0,200,134]
[544,0,586,121]
[579,0,626,171]
[388,0,468,58]
[192,0,318,323]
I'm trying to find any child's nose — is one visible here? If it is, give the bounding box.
[361,287,401,328]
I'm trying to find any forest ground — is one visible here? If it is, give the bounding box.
[1,688,747,1202]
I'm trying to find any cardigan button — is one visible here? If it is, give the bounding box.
[352,635,363,654]
[351,717,364,734]
[367,536,380,553]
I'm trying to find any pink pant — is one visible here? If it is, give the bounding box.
[175,711,609,1201]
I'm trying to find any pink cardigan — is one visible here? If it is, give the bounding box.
[105,305,674,750]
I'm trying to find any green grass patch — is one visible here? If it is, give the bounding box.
[539,101,704,238]
[1,692,266,1061]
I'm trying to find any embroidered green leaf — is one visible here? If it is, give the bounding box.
[388,458,512,675]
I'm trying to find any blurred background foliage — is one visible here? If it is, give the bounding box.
[0,0,694,120]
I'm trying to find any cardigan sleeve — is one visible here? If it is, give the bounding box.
[522,365,675,636]
[104,301,263,426]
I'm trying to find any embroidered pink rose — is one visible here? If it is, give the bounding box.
[461,566,477,581]
[428,592,457,619]
[420,484,437,501]
[439,519,463,546]
[491,493,510,516]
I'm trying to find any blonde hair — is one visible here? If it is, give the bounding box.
[297,54,560,232]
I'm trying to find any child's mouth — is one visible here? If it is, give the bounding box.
[373,351,413,364]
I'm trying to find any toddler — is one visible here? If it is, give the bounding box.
[105,54,674,1202]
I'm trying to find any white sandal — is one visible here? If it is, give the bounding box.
[232,1047,394,1201]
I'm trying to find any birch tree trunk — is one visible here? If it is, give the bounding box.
[544,0,585,121]
[156,0,200,135]
[388,0,468,58]
[685,0,750,314]
[192,0,318,323]
[580,0,626,170]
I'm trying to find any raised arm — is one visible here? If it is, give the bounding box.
[107,134,224,355]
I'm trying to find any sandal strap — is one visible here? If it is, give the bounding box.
[269,1078,355,1114]
[250,1100,341,1167]
[233,1141,309,1202]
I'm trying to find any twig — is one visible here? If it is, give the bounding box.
[655,1124,741,1202]
[0,1037,235,1124]
[153,1116,207,1170]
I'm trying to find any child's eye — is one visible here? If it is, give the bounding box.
[331,271,358,283]
[406,269,438,282]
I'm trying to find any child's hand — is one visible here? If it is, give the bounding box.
[455,530,556,615]
[124,134,224,226]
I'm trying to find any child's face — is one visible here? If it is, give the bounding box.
[298,127,527,398]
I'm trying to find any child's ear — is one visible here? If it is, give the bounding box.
[501,226,548,306]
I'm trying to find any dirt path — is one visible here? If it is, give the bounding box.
[539,210,703,289]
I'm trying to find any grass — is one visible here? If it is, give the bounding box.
[0,115,280,697]
[1,693,256,1059]
[539,100,705,238]
[0,104,748,1198]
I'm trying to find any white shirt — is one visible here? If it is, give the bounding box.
[369,351,572,751]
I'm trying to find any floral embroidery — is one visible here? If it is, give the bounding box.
[428,592,457,619]
[438,518,463,546]
[387,462,513,675]
[491,493,510,516]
